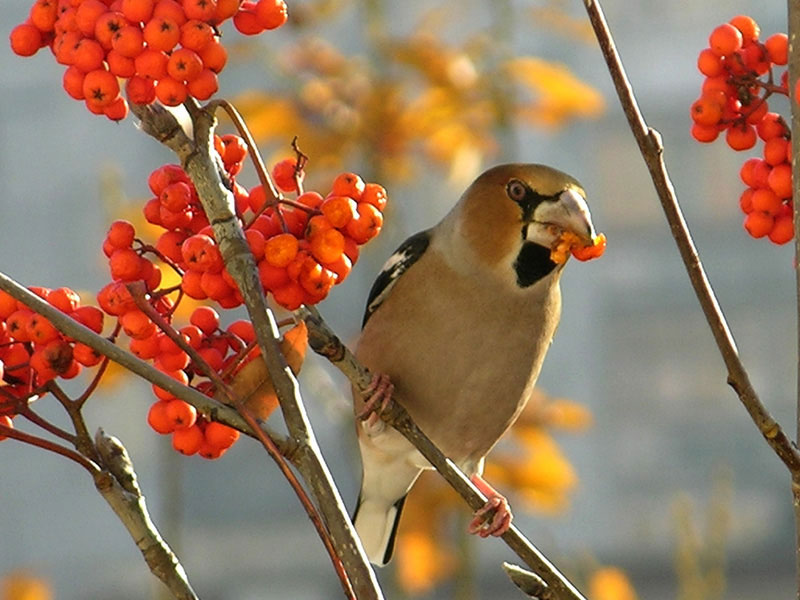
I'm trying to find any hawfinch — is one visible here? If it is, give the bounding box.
[351,163,597,566]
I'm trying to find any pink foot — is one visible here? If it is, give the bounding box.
[356,373,395,429]
[467,474,513,538]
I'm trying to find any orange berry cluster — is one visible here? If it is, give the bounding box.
[92,138,385,456]
[9,0,288,120]
[144,306,252,459]
[0,286,106,436]
[691,15,793,244]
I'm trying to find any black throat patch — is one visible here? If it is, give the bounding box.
[514,242,557,287]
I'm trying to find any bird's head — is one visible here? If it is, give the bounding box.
[446,163,597,288]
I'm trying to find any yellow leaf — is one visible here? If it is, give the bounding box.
[589,567,638,600]
[229,92,303,141]
[542,397,593,431]
[1,571,52,600]
[505,56,604,127]
[395,530,455,595]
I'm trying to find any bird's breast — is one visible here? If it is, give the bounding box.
[355,250,562,470]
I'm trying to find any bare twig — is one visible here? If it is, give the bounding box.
[0,423,99,474]
[298,306,586,600]
[94,429,199,600]
[582,0,800,473]
[788,1,800,595]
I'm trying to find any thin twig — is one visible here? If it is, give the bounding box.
[19,406,76,444]
[582,0,800,473]
[788,1,800,596]
[0,424,100,474]
[298,306,586,600]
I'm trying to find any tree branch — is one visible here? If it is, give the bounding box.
[297,306,586,600]
[787,0,800,595]
[582,0,800,473]
[94,429,199,600]
[132,101,383,599]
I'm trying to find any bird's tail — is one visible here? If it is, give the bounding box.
[353,492,407,567]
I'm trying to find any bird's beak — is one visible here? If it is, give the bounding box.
[527,187,596,244]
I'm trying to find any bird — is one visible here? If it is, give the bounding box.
[350,163,598,566]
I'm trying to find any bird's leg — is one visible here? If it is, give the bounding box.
[467,474,513,538]
[356,373,395,430]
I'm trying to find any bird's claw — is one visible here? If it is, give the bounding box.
[468,494,513,538]
[357,373,395,429]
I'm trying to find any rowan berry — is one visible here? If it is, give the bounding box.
[181,270,207,299]
[739,159,761,188]
[155,77,188,106]
[190,306,220,335]
[739,188,755,214]
[764,33,788,66]
[153,0,187,25]
[143,16,180,51]
[696,48,723,77]
[751,188,782,215]
[264,233,299,268]
[309,228,345,265]
[30,0,58,32]
[7,310,34,342]
[212,0,239,22]
[135,48,169,79]
[272,158,300,192]
[71,305,104,333]
[254,0,287,30]
[744,211,774,238]
[48,288,81,313]
[130,331,162,359]
[200,271,234,300]
[690,123,719,143]
[331,172,366,200]
[320,196,357,229]
[111,25,144,58]
[171,423,204,454]
[73,38,105,72]
[94,11,125,49]
[198,37,226,72]
[180,20,214,51]
[109,248,144,281]
[729,15,759,43]
[75,0,108,37]
[126,75,157,105]
[73,342,102,367]
[764,138,789,167]
[345,202,383,244]
[122,0,154,22]
[167,48,204,82]
[204,421,239,449]
[326,252,352,283]
[232,5,263,35]
[158,350,191,371]
[54,31,81,65]
[726,124,757,151]
[107,50,136,78]
[152,367,189,401]
[271,281,305,310]
[757,113,787,141]
[41,339,74,375]
[767,163,792,198]
[709,23,742,57]
[258,260,289,290]
[148,400,175,433]
[186,69,218,100]
[690,96,723,127]
[62,65,85,100]
[361,183,388,211]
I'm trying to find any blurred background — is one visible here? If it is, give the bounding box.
[0,0,796,598]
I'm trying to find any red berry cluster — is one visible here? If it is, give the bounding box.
[9,0,288,120]
[143,306,251,459]
[0,286,106,438]
[691,15,794,244]
[92,137,385,457]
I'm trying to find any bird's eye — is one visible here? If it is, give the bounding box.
[506,180,527,203]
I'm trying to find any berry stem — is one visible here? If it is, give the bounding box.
[20,406,77,444]
[0,422,100,474]
[74,356,111,409]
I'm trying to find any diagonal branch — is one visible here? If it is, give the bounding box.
[131,100,382,600]
[298,306,586,600]
[582,0,800,473]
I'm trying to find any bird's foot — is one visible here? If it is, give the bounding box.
[467,474,513,538]
[357,373,395,432]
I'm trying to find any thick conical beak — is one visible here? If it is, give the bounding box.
[530,188,596,243]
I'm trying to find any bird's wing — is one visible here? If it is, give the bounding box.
[362,229,431,327]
